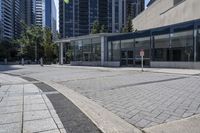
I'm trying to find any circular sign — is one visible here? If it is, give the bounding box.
[140,49,144,57]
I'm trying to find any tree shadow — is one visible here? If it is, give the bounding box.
[0,65,22,72]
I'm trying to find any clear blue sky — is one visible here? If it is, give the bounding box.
[54,0,151,31]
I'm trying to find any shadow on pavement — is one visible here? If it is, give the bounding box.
[0,65,21,72]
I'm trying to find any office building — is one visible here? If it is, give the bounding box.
[59,0,144,38]
[0,0,35,40]
[34,0,57,38]
[56,0,200,69]
[0,0,14,40]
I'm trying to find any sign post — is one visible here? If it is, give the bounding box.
[140,49,144,72]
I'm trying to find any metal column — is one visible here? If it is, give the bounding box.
[59,43,64,65]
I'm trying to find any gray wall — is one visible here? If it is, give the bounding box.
[132,0,200,30]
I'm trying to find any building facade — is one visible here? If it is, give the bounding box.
[34,0,57,38]
[59,0,144,38]
[0,0,35,40]
[57,19,200,69]
[56,0,200,69]
[0,0,14,40]
[132,0,200,30]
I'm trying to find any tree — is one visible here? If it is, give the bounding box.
[100,25,107,33]
[91,20,101,34]
[43,28,58,64]
[122,16,137,33]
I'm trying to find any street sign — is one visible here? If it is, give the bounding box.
[140,49,144,57]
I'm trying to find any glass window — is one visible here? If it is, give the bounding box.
[74,40,83,61]
[92,38,101,61]
[135,37,150,58]
[170,30,194,61]
[121,39,134,49]
[112,41,120,61]
[108,41,112,61]
[82,39,92,61]
[153,34,170,61]
[197,28,200,61]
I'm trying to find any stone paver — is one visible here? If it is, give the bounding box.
[0,74,65,133]
[2,65,200,129]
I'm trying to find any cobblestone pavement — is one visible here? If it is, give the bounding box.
[0,74,66,133]
[2,65,200,129]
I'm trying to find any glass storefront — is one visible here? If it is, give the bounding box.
[153,34,170,61]
[112,41,121,61]
[197,28,200,61]
[170,30,194,61]
[135,37,150,66]
[73,37,101,62]
[91,38,101,61]
[69,19,200,67]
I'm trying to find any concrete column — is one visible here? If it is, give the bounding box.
[101,37,105,66]
[59,43,64,65]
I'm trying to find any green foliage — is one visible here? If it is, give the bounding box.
[65,49,73,64]
[43,28,58,64]
[0,40,18,61]
[15,24,58,64]
[91,20,107,34]
[122,16,137,33]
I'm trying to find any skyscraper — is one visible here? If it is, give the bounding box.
[59,0,109,38]
[109,0,145,32]
[34,0,57,38]
[59,0,145,38]
[0,0,14,39]
[0,0,34,40]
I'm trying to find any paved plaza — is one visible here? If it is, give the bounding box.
[1,65,200,132]
[0,74,65,133]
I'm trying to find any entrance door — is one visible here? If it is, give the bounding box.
[121,50,134,67]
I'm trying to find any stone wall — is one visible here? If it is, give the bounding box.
[132,0,200,30]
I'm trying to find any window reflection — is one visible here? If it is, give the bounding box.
[153,34,170,61]
[121,39,134,49]
[171,30,194,61]
[197,29,200,61]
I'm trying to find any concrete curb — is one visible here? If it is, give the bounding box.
[143,114,200,133]
[41,80,142,133]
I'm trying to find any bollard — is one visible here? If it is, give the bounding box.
[40,58,43,66]
[4,58,7,65]
[21,58,24,66]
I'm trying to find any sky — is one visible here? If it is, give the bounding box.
[54,0,151,31]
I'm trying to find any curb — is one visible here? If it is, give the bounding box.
[42,80,142,133]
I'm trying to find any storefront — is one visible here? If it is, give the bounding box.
[56,19,200,69]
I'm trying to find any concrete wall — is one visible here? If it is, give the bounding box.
[132,0,200,30]
[71,61,101,66]
[103,61,121,67]
[151,61,200,69]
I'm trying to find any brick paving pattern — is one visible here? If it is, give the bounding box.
[2,65,200,129]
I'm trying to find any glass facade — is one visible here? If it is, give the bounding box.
[69,19,200,67]
[153,34,170,61]
[170,30,194,61]
[72,37,101,62]
[197,28,200,61]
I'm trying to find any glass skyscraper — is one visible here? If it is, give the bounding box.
[0,0,14,39]
[59,0,145,38]
[34,0,57,38]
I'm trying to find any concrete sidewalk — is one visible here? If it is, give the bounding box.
[0,74,65,133]
[49,64,200,75]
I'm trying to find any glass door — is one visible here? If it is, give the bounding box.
[121,50,134,67]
